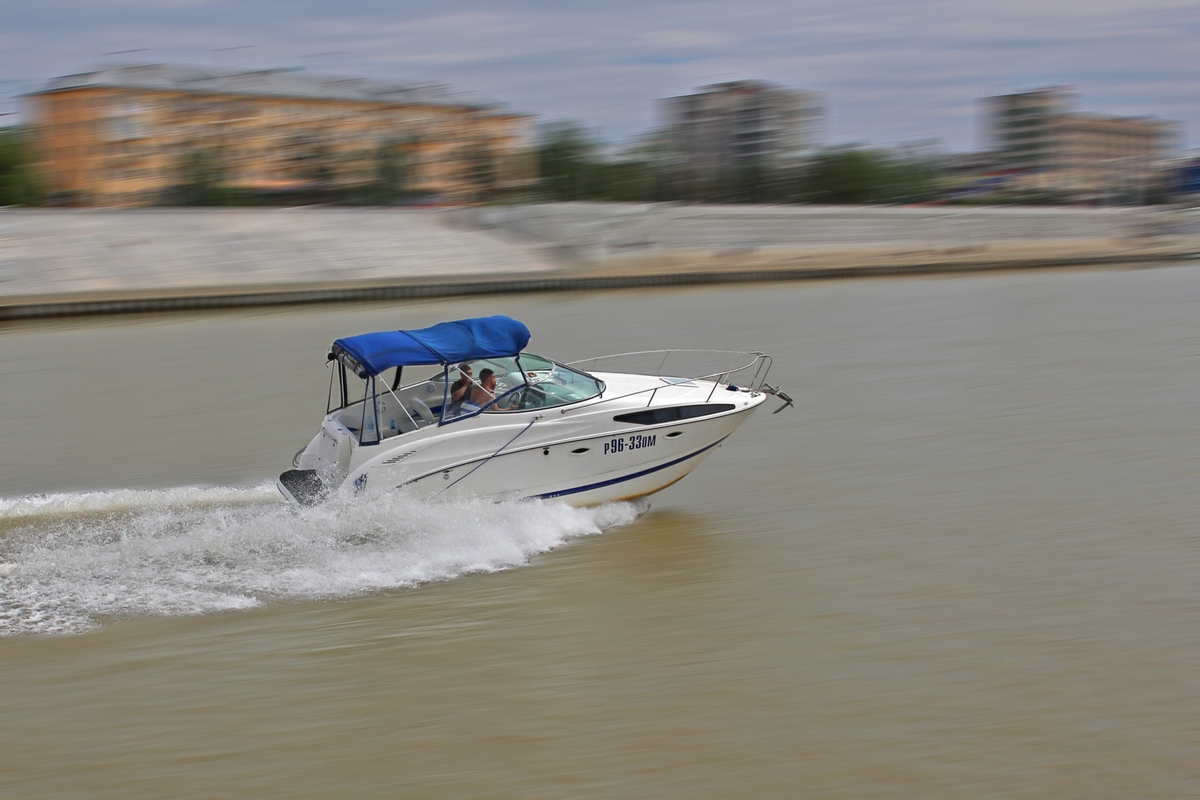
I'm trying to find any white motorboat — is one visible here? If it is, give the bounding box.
[278,315,791,506]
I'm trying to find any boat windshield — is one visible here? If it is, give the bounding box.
[442,353,603,422]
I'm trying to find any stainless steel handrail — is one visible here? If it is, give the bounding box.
[559,349,772,414]
[568,349,767,380]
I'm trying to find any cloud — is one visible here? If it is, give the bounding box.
[2,0,1196,149]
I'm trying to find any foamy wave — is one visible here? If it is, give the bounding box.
[0,483,645,636]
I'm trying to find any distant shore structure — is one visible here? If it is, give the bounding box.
[22,63,536,206]
[980,87,1181,204]
[659,80,825,186]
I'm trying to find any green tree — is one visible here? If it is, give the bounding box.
[172,146,228,205]
[366,138,410,205]
[801,147,946,205]
[0,127,43,206]
[605,158,657,202]
[463,141,498,202]
[302,143,336,195]
[801,147,888,204]
[875,157,943,204]
[536,121,607,201]
[531,121,950,206]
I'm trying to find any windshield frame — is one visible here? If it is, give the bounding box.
[437,354,604,425]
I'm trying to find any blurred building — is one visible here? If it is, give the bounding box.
[23,63,535,206]
[981,87,1181,203]
[659,81,824,184]
[1173,157,1200,203]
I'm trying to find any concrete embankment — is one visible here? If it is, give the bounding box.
[2,205,1197,319]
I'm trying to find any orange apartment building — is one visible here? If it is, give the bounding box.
[24,63,535,206]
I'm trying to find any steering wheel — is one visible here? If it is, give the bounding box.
[520,386,547,410]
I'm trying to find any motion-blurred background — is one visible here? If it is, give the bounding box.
[2,1,1199,209]
[1,4,1199,799]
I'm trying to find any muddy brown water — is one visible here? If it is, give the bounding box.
[1,267,1197,798]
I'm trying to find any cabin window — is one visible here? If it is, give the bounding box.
[613,404,736,426]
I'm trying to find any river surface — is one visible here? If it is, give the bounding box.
[1,267,1198,798]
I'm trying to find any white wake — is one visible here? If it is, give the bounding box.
[0,484,645,636]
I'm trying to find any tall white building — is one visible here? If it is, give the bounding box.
[660,81,824,183]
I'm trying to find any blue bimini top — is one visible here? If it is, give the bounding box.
[329,315,532,377]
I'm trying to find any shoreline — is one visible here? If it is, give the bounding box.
[3,204,1197,320]
[2,246,1195,320]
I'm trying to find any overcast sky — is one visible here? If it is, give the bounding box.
[3,0,1197,151]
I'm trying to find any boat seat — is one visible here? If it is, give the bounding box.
[410,397,437,425]
[378,397,418,437]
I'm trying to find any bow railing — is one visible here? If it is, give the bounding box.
[565,349,774,409]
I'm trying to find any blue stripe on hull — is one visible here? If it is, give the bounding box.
[530,435,730,500]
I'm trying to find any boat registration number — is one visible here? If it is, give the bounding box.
[604,434,656,455]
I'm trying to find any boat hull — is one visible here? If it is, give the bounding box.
[393,405,756,505]
[281,390,765,507]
